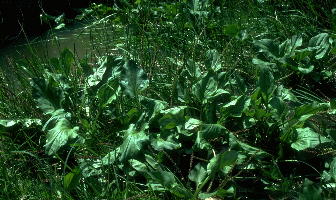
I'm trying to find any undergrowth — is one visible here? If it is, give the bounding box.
[1,0,336,199]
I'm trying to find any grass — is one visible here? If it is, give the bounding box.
[1,0,336,199]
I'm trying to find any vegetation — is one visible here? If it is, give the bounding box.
[1,0,336,199]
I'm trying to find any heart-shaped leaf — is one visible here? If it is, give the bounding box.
[44,118,79,155]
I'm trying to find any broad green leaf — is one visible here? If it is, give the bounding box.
[149,170,176,187]
[258,65,274,97]
[298,64,314,74]
[151,134,181,151]
[308,33,332,59]
[129,159,148,173]
[221,95,250,119]
[149,170,192,198]
[188,163,207,186]
[185,118,203,131]
[0,119,41,128]
[205,49,221,72]
[294,103,329,122]
[252,58,276,67]
[186,59,202,79]
[119,124,149,162]
[101,148,120,165]
[291,128,332,151]
[279,35,302,57]
[79,159,103,178]
[64,167,81,190]
[42,109,69,131]
[254,39,280,59]
[44,118,79,155]
[223,24,241,38]
[159,106,186,130]
[199,188,234,199]
[140,96,168,122]
[87,56,122,90]
[195,124,228,149]
[31,76,64,115]
[97,79,121,107]
[269,97,286,121]
[329,158,336,182]
[192,72,218,103]
[145,154,161,170]
[207,151,238,177]
[229,133,271,158]
[299,179,323,200]
[120,60,149,97]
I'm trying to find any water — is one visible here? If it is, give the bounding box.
[0,19,120,71]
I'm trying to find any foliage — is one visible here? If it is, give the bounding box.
[1,0,336,199]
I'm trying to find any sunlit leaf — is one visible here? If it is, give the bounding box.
[44,118,79,155]
[188,163,207,186]
[119,124,149,162]
[308,33,332,59]
[31,76,64,115]
[291,128,331,151]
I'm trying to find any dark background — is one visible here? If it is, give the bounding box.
[0,0,94,47]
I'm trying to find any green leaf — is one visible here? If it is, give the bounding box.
[0,119,42,128]
[119,124,149,162]
[298,64,314,74]
[159,106,186,130]
[64,167,81,190]
[97,79,121,107]
[151,134,181,151]
[185,118,203,131]
[192,72,218,103]
[294,103,329,122]
[269,97,286,121]
[87,56,122,91]
[188,163,207,186]
[205,49,221,72]
[254,39,280,59]
[221,95,250,119]
[60,48,74,75]
[149,170,192,198]
[129,159,148,173]
[279,35,303,57]
[140,96,168,122]
[299,179,323,200]
[258,65,274,97]
[31,76,64,115]
[308,33,332,59]
[101,148,120,165]
[44,118,79,155]
[223,23,241,38]
[120,60,149,97]
[291,128,331,151]
[207,151,238,177]
[195,124,228,149]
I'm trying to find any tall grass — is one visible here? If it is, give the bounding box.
[0,0,335,199]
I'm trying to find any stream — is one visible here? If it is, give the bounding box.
[0,19,120,72]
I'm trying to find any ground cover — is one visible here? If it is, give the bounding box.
[1,0,336,199]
